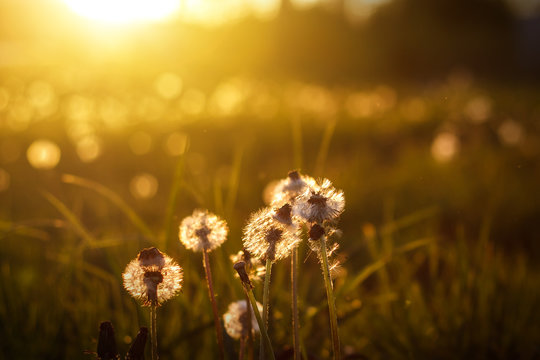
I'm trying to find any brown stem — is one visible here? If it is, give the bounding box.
[203,248,226,360]
[239,336,246,360]
[291,247,301,360]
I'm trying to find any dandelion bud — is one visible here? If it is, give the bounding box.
[223,300,263,340]
[123,248,183,306]
[97,321,119,360]
[179,209,228,252]
[126,327,148,360]
[309,223,325,241]
[234,261,253,289]
[293,178,345,224]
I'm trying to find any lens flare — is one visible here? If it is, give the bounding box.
[62,0,180,24]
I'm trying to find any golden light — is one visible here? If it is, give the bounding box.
[27,140,62,170]
[61,0,180,24]
[130,173,159,199]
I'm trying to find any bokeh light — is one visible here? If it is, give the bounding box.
[26,139,62,170]
[129,173,159,199]
[164,132,189,157]
[76,136,102,162]
[498,119,524,146]
[155,73,183,100]
[431,132,460,163]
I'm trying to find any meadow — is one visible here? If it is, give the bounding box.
[0,65,539,359]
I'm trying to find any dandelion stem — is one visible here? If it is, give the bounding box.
[245,287,275,360]
[260,259,273,360]
[150,304,158,360]
[319,235,341,360]
[239,336,246,360]
[246,292,254,360]
[203,248,226,360]
[291,247,301,360]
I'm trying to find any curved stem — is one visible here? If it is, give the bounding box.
[319,235,341,360]
[260,259,272,360]
[245,287,275,360]
[291,248,301,360]
[203,249,226,360]
[150,304,158,360]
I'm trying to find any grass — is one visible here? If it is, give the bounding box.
[0,73,539,359]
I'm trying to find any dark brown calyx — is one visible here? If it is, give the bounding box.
[265,228,283,261]
[138,247,165,269]
[195,225,211,247]
[308,193,327,207]
[288,170,301,181]
[274,204,292,225]
[144,271,164,304]
[309,223,325,241]
[234,261,253,289]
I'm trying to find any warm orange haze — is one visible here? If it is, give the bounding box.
[0,0,539,359]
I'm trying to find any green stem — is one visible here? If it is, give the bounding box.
[203,249,226,360]
[319,235,341,360]
[291,248,301,360]
[246,293,254,360]
[150,304,158,360]
[245,287,275,360]
[260,259,273,360]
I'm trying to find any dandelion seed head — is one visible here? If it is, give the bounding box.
[243,207,301,262]
[265,171,317,206]
[230,249,265,282]
[179,209,228,252]
[293,178,345,223]
[123,248,183,306]
[223,300,262,340]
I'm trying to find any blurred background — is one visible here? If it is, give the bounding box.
[1,0,539,358]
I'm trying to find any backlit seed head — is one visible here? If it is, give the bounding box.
[179,209,228,252]
[123,247,183,306]
[293,178,345,223]
[264,170,317,207]
[242,207,301,262]
[230,249,265,283]
[223,300,262,340]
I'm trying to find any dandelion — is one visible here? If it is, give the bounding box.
[264,170,315,360]
[242,204,300,360]
[179,209,228,360]
[265,170,316,207]
[122,247,182,360]
[224,300,263,360]
[230,249,266,283]
[179,209,228,252]
[234,261,275,360]
[122,247,183,306]
[242,205,301,262]
[293,178,345,224]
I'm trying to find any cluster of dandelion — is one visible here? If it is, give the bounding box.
[239,170,345,360]
[117,170,344,360]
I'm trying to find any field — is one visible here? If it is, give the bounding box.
[1,1,540,359]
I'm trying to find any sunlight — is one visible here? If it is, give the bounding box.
[61,0,180,24]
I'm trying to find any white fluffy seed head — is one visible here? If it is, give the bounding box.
[122,247,183,306]
[242,207,301,262]
[293,178,345,224]
[264,171,317,207]
[179,209,228,252]
[223,300,262,340]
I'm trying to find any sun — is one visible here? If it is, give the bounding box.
[62,0,181,24]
